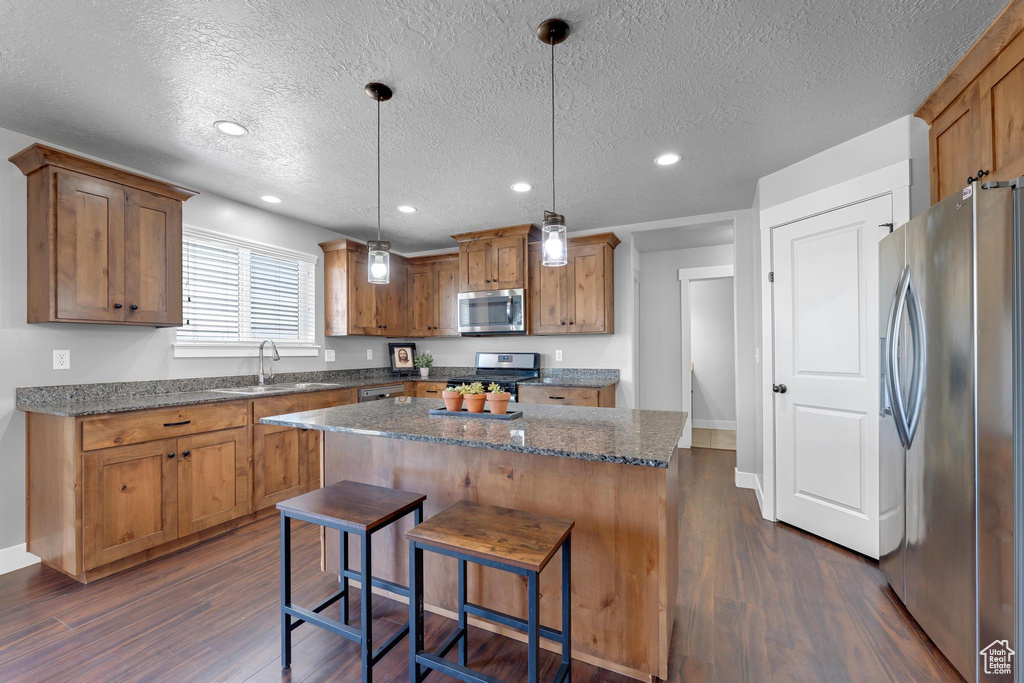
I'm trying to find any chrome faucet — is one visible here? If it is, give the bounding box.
[257,340,280,386]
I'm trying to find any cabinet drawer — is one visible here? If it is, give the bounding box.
[253,394,308,421]
[517,385,600,407]
[415,382,449,398]
[81,401,248,451]
[306,388,356,410]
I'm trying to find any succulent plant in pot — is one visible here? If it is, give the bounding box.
[462,381,487,413]
[485,382,511,415]
[442,383,466,412]
[414,352,433,378]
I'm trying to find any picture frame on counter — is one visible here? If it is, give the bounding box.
[389,342,417,375]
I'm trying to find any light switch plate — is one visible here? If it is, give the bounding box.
[366,349,373,360]
[53,350,70,370]
[325,349,336,362]
[555,349,563,362]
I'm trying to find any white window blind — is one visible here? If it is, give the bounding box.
[177,226,317,353]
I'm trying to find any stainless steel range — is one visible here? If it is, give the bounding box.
[447,352,540,402]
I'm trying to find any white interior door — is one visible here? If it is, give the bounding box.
[771,195,890,557]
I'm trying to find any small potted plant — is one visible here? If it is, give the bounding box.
[442,384,465,412]
[462,381,487,413]
[486,382,511,415]
[414,352,433,378]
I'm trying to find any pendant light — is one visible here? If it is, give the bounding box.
[537,18,570,267]
[365,82,393,284]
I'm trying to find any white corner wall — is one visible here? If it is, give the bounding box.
[691,278,736,428]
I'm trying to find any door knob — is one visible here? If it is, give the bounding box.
[113,303,123,309]
[130,304,138,310]
[182,450,191,459]
[167,452,175,459]
[772,384,788,394]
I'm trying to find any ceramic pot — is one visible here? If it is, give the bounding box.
[486,393,510,415]
[441,390,463,412]
[419,367,430,378]
[463,393,487,414]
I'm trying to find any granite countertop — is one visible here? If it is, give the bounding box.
[517,377,618,389]
[260,397,683,469]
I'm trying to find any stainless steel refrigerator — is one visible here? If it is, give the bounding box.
[879,178,1022,682]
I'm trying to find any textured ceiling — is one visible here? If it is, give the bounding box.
[633,221,734,253]
[0,0,1006,251]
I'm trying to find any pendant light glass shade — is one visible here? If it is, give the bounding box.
[367,240,391,284]
[542,211,567,266]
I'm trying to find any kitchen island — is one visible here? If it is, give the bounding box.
[262,397,683,681]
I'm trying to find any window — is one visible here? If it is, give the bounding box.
[175,226,317,357]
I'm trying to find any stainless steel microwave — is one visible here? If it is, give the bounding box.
[457,289,526,335]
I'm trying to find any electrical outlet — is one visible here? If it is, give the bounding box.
[53,350,70,370]
[325,349,336,362]
[555,349,563,362]
[366,348,373,360]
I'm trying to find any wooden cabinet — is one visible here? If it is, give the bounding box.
[408,255,460,336]
[517,384,616,408]
[9,143,197,326]
[252,394,310,510]
[529,233,619,335]
[918,5,1024,203]
[414,381,449,398]
[453,224,539,292]
[176,427,249,536]
[320,239,409,336]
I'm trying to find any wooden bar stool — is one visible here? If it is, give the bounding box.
[406,500,574,683]
[277,480,426,682]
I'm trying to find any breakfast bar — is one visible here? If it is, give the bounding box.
[262,397,684,681]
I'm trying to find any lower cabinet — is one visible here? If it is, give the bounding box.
[253,394,311,510]
[415,381,448,398]
[177,427,249,536]
[516,384,616,408]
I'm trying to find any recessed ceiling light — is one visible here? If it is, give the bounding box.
[260,195,282,204]
[397,205,416,213]
[214,120,248,136]
[655,153,681,166]
[511,182,533,192]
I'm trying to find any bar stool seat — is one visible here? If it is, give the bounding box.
[407,500,574,683]
[278,480,426,682]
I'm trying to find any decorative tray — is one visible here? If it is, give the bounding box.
[428,408,523,420]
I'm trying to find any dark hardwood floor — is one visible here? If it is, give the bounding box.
[0,447,960,682]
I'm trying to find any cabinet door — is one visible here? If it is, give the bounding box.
[124,189,182,325]
[460,240,491,291]
[377,262,408,336]
[415,381,448,398]
[566,244,613,333]
[347,251,379,335]
[408,265,434,337]
[930,85,984,204]
[253,424,309,510]
[490,236,525,289]
[517,385,600,407]
[979,31,1024,185]
[435,261,460,336]
[55,171,126,322]
[177,427,249,536]
[83,438,178,569]
[529,245,568,334]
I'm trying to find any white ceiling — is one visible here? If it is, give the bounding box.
[633,221,734,253]
[0,1,1005,251]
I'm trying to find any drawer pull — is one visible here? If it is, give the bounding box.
[163,420,192,427]
[426,390,439,394]
[549,396,566,400]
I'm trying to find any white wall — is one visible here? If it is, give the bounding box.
[0,126,393,551]
[691,278,736,427]
[732,209,758,474]
[638,245,733,411]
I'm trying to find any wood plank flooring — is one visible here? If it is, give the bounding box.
[0,447,960,682]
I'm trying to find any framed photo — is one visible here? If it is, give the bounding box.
[389,343,417,374]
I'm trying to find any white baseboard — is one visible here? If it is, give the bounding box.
[734,468,758,489]
[754,475,765,511]
[693,419,737,430]
[0,544,40,575]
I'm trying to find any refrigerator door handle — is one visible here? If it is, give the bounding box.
[888,265,912,448]
[903,272,927,447]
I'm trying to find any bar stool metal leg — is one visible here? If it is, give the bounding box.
[341,530,350,625]
[409,541,424,682]
[280,512,292,669]
[457,558,468,666]
[561,534,571,680]
[361,531,373,683]
[528,570,540,683]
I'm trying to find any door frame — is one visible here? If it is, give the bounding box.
[758,160,912,522]
[677,264,735,449]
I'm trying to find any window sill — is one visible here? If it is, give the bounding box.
[173,344,321,359]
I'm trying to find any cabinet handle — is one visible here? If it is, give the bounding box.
[167,452,176,459]
[130,304,138,310]
[549,396,566,400]
[121,484,127,491]
[182,450,191,459]
[113,303,123,309]
[426,390,439,394]
[163,420,191,427]
[561,321,566,325]
[569,321,575,325]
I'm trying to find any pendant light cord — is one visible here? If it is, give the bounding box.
[550,41,556,215]
[376,98,381,242]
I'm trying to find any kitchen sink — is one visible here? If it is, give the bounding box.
[211,382,341,396]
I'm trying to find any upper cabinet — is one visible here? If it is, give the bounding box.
[9,144,196,326]
[319,239,409,336]
[918,4,1024,203]
[529,233,619,335]
[452,224,540,292]
[408,255,459,337]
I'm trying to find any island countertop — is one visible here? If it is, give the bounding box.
[261,397,684,468]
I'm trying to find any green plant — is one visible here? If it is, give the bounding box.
[414,353,433,368]
[487,382,508,395]
[446,384,469,395]
[463,381,486,395]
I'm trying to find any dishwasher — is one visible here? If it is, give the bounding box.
[357,384,406,402]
